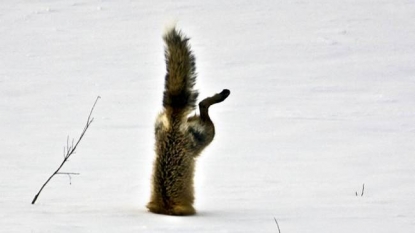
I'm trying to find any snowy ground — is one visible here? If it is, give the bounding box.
[1,0,415,232]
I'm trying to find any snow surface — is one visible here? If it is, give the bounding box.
[1,0,415,232]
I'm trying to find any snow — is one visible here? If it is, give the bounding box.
[1,0,415,232]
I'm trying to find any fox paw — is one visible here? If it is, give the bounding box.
[171,205,196,216]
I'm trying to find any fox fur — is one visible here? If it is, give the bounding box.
[146,27,230,216]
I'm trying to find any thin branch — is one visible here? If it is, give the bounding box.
[361,183,365,197]
[31,96,100,205]
[274,217,281,233]
[355,183,365,197]
[56,172,80,185]
[56,172,80,175]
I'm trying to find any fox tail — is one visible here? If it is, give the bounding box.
[162,27,199,115]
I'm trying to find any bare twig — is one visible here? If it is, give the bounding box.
[274,217,281,233]
[57,172,80,185]
[361,183,365,196]
[56,172,80,175]
[355,183,365,197]
[31,96,100,205]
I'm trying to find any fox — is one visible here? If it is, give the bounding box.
[146,27,230,216]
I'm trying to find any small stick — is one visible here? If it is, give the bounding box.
[57,172,80,185]
[274,217,281,233]
[355,183,365,197]
[31,96,100,205]
[56,172,80,175]
[361,183,365,197]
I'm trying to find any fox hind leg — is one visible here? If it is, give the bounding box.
[146,201,166,215]
[199,89,230,121]
[171,204,196,216]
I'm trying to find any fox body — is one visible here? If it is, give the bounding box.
[146,27,230,216]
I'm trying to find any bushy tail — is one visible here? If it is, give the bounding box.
[162,27,198,113]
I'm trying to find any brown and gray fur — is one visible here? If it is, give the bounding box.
[146,27,230,216]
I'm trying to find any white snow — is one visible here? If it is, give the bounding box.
[1,0,415,232]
